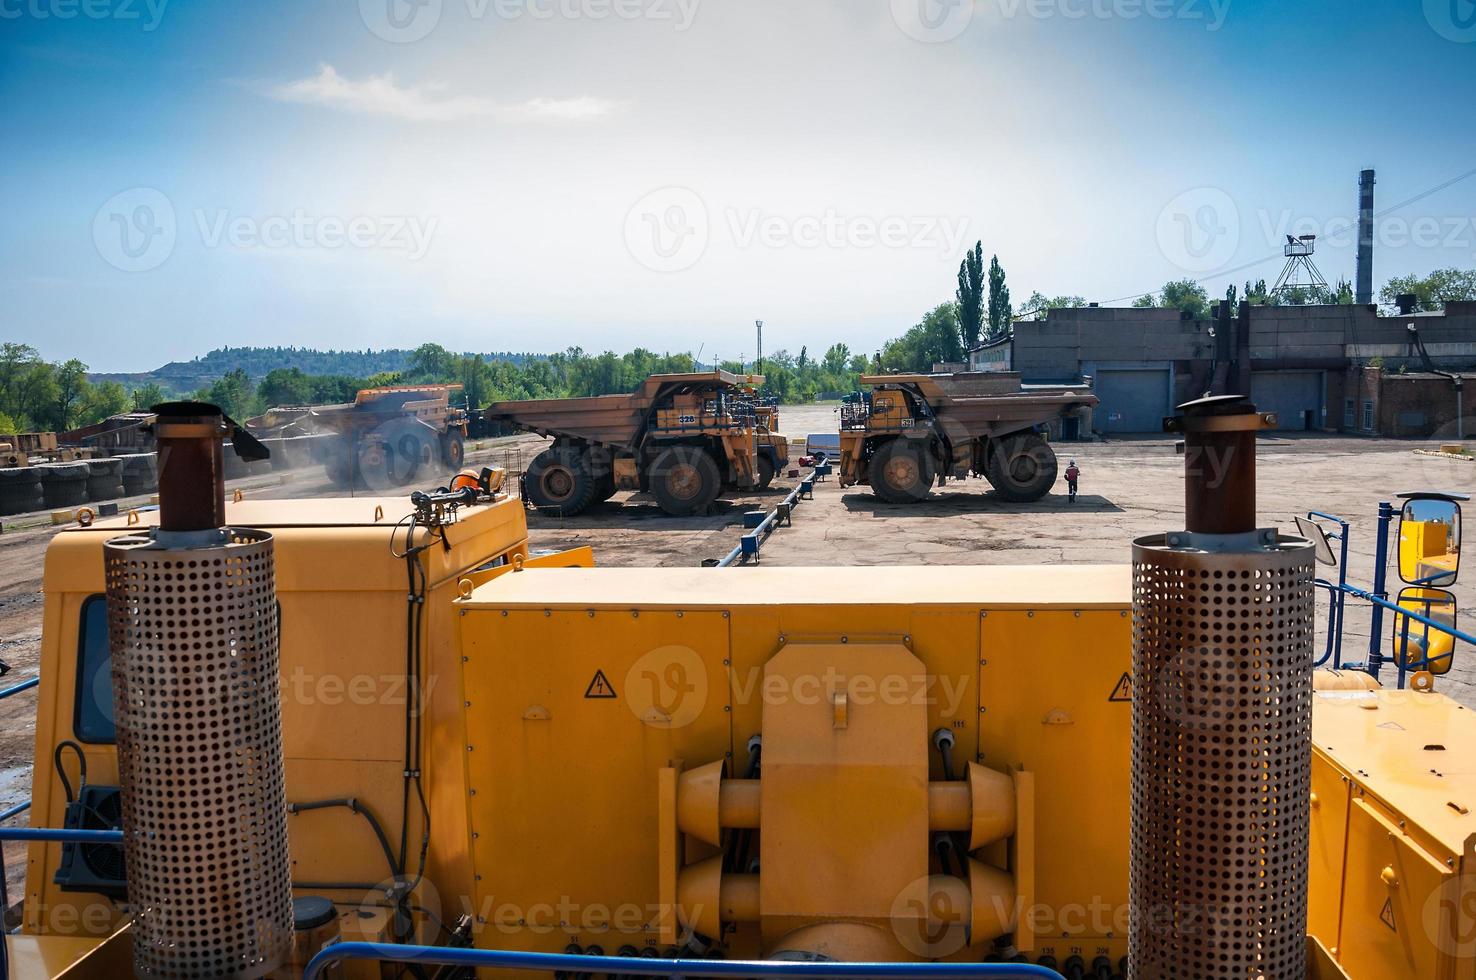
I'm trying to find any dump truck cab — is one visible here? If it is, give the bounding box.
[486,371,788,518]
[839,373,1097,504]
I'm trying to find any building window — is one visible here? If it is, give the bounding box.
[1343,399,1355,429]
[1362,400,1375,432]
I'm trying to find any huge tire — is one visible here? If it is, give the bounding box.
[649,446,721,517]
[756,454,777,490]
[38,462,89,508]
[869,438,932,504]
[0,467,44,515]
[986,433,1058,502]
[118,453,158,495]
[358,418,438,490]
[84,458,126,503]
[441,430,466,471]
[525,447,598,516]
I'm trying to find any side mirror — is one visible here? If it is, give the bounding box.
[1398,497,1461,588]
[1391,587,1458,676]
[1294,516,1337,567]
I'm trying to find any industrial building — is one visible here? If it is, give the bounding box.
[981,301,1476,435]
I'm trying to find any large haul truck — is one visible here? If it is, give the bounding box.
[838,372,1098,504]
[484,370,789,517]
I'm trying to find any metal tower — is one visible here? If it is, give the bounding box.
[1271,234,1329,298]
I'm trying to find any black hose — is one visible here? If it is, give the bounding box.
[287,798,400,880]
[53,740,87,804]
[932,728,956,782]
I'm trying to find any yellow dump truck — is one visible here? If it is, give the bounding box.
[4,400,1475,980]
[485,371,789,517]
[839,374,1097,504]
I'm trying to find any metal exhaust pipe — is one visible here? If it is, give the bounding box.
[105,402,292,979]
[1129,395,1316,980]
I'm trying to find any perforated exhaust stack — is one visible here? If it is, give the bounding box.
[1129,396,1316,980]
[105,403,291,979]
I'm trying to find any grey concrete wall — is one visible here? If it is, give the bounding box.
[1014,308,1216,379]
[1016,304,1476,381]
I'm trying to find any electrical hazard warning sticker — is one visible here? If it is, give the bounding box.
[1108,673,1133,703]
[1380,897,1396,933]
[584,670,617,699]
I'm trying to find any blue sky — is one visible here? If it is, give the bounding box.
[2,0,1475,371]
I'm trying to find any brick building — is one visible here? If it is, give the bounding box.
[1001,301,1476,435]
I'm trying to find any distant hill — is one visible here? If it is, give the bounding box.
[90,346,544,392]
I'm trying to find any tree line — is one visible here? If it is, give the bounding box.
[6,257,1473,435]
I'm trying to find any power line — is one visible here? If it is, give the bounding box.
[1080,166,1476,309]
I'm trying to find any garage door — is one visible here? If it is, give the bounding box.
[1095,369,1171,433]
[1252,371,1324,431]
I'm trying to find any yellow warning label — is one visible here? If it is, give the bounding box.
[585,670,617,699]
[1109,673,1133,703]
[1380,897,1396,933]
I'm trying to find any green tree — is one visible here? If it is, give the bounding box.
[1132,294,1157,308]
[130,382,166,411]
[407,343,456,382]
[955,242,985,349]
[199,368,255,419]
[1158,280,1210,318]
[52,359,90,430]
[78,380,130,425]
[880,303,964,373]
[0,412,17,435]
[1244,279,1272,305]
[984,254,1012,340]
[1380,268,1476,312]
[1020,292,1086,318]
[258,368,314,408]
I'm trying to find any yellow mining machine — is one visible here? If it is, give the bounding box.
[484,371,788,517]
[3,398,1475,980]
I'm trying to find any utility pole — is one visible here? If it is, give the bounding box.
[755,320,764,377]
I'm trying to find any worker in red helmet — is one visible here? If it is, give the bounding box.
[1064,459,1080,503]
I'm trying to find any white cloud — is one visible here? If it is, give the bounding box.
[266,65,621,123]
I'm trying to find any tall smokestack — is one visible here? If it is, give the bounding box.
[1356,169,1376,305]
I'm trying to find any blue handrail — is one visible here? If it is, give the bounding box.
[0,801,30,822]
[0,827,122,843]
[303,943,1062,980]
[0,677,39,700]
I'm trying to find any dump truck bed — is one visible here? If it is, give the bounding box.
[484,370,764,447]
[859,373,1098,430]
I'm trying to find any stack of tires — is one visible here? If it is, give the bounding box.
[84,458,125,503]
[0,467,44,516]
[118,453,159,496]
[38,462,89,509]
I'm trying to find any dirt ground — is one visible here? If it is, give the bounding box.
[1,403,1472,895]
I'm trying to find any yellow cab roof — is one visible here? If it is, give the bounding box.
[461,564,1132,611]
